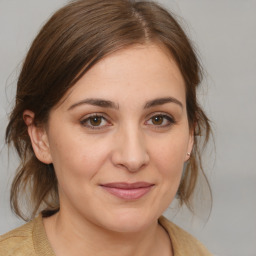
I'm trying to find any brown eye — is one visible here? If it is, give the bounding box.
[152,115,163,125]
[89,116,102,126]
[145,114,175,128]
[80,114,110,129]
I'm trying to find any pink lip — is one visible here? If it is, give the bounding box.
[100,182,154,200]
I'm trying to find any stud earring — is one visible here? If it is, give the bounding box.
[187,152,191,156]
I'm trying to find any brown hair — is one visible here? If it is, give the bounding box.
[6,0,211,221]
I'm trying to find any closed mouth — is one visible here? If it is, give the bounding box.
[100,182,154,200]
[101,182,154,189]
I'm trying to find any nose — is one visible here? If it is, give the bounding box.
[111,126,149,172]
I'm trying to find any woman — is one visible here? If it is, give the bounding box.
[0,0,212,255]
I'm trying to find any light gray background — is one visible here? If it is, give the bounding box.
[0,1,255,256]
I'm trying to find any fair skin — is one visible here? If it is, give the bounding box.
[24,44,193,256]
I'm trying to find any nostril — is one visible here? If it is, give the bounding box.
[112,152,149,173]
[111,129,149,172]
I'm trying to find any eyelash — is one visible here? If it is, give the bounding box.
[145,113,175,128]
[80,114,110,130]
[80,113,175,130]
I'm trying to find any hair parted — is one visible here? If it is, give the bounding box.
[6,0,212,221]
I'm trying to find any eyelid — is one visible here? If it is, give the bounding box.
[79,112,175,130]
[145,112,176,127]
[80,113,112,129]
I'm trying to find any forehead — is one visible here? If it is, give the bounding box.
[59,43,186,109]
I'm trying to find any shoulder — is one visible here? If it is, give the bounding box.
[159,216,213,256]
[0,218,36,256]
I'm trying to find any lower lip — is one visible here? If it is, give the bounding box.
[101,186,153,200]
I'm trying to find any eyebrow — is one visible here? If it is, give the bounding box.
[144,97,183,109]
[68,98,119,110]
[68,96,183,111]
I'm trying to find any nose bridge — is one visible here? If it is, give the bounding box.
[112,122,149,172]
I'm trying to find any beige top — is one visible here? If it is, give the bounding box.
[0,215,212,256]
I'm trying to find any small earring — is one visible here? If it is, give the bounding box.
[187,152,191,156]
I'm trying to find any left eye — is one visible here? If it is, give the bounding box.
[80,115,110,129]
[145,114,175,127]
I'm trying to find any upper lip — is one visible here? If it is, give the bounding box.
[100,182,154,189]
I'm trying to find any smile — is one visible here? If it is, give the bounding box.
[100,182,155,200]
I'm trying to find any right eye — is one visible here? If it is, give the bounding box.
[80,114,111,129]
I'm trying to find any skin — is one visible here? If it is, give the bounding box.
[24,43,193,256]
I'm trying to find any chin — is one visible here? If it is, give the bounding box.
[97,208,158,233]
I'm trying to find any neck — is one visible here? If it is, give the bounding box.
[43,210,172,256]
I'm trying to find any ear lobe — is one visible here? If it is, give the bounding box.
[185,131,194,162]
[23,110,52,164]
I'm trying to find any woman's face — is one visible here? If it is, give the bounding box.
[38,44,193,232]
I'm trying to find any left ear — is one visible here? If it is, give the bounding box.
[185,130,194,161]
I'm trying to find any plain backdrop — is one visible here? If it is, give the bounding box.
[0,1,256,256]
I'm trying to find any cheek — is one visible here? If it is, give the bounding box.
[150,134,188,173]
[146,134,188,214]
[149,131,189,199]
[154,149,184,188]
[48,127,110,185]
